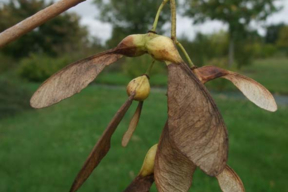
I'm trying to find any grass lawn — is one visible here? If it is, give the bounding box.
[0,84,287,192]
[96,57,288,94]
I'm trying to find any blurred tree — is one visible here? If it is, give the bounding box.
[183,0,281,67]
[178,31,228,66]
[0,0,89,59]
[0,78,31,119]
[93,0,170,47]
[179,33,212,66]
[276,25,288,55]
[179,30,261,69]
[265,23,285,44]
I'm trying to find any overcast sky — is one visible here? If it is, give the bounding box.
[62,0,287,43]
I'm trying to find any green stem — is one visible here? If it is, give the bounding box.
[170,0,176,42]
[145,60,155,76]
[151,0,169,32]
[176,41,194,67]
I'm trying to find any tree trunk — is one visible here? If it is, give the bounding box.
[228,37,234,68]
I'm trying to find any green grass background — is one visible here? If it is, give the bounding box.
[0,58,287,192]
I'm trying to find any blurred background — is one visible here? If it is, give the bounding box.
[0,0,287,191]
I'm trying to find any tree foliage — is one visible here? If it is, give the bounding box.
[0,0,89,59]
[93,0,170,46]
[183,0,281,66]
[276,25,288,55]
[265,23,285,44]
[276,26,288,48]
[184,0,280,38]
[179,32,228,66]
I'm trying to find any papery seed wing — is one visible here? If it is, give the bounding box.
[223,72,277,112]
[70,95,134,192]
[122,101,143,147]
[124,175,154,192]
[30,49,122,108]
[168,63,228,176]
[155,122,197,192]
[216,165,245,192]
[194,66,277,112]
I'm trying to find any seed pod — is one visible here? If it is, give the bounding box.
[145,33,183,63]
[127,75,150,101]
[116,33,183,63]
[139,144,158,177]
[124,144,156,192]
[116,34,147,57]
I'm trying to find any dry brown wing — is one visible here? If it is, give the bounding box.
[194,66,277,112]
[216,165,245,192]
[122,101,143,147]
[193,66,228,83]
[154,122,197,192]
[123,175,154,192]
[167,63,228,176]
[69,94,134,192]
[30,49,122,108]
[223,72,277,111]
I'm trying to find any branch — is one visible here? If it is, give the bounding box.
[151,0,169,32]
[170,0,176,42]
[176,41,194,67]
[0,0,86,48]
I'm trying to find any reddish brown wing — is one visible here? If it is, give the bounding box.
[155,122,197,192]
[70,95,134,192]
[123,175,154,192]
[30,49,122,108]
[122,101,143,147]
[167,63,228,176]
[194,66,277,112]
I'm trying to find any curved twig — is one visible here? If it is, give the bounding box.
[0,0,86,48]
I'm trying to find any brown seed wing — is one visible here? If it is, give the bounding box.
[194,66,277,112]
[216,165,245,192]
[122,101,143,147]
[193,65,228,83]
[167,63,228,176]
[30,49,122,108]
[69,95,134,192]
[155,122,197,192]
[123,175,154,192]
[223,72,277,112]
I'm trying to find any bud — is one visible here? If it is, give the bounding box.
[139,144,158,177]
[116,34,147,57]
[127,75,150,101]
[145,33,183,63]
